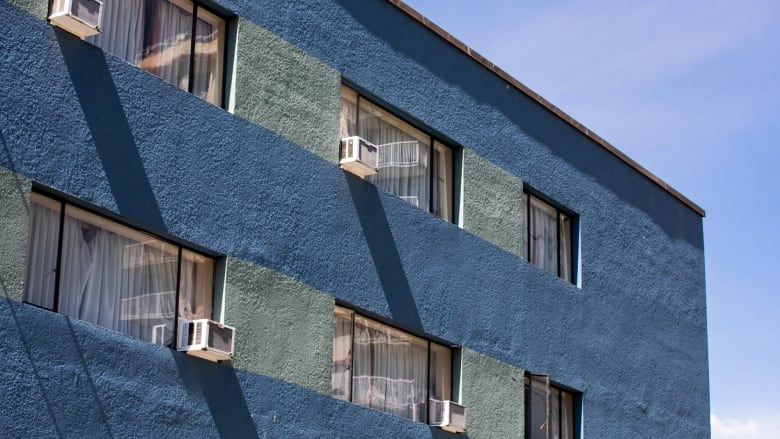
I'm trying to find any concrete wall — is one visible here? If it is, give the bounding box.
[233,18,341,162]
[0,0,709,437]
[0,168,29,301]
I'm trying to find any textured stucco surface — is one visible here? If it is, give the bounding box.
[224,257,333,395]
[233,18,341,163]
[0,1,709,437]
[6,0,45,19]
[461,148,524,257]
[0,300,465,438]
[0,167,30,301]
[461,349,525,439]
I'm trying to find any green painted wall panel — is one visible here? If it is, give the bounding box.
[461,348,525,438]
[0,167,30,301]
[223,257,333,394]
[461,149,525,257]
[233,18,341,163]
[7,0,47,20]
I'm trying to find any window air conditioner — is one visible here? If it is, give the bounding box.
[49,0,103,39]
[340,136,378,177]
[429,399,467,433]
[177,319,235,362]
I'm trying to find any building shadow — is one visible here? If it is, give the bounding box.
[173,354,260,438]
[55,29,166,232]
[345,172,423,331]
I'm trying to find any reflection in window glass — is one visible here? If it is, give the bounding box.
[88,0,225,106]
[339,86,455,222]
[332,306,455,423]
[23,193,214,346]
[524,192,574,283]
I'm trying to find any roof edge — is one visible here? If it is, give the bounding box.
[387,0,705,217]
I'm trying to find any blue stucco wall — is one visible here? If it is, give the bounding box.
[0,0,708,437]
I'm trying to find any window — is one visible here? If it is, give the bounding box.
[524,192,574,282]
[332,306,456,423]
[525,374,578,439]
[86,0,226,106]
[340,86,455,222]
[23,192,215,346]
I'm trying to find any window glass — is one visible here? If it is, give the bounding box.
[332,307,353,401]
[23,193,215,347]
[352,315,429,421]
[360,98,431,212]
[23,193,61,310]
[88,0,224,106]
[562,391,575,439]
[530,377,549,439]
[339,85,455,222]
[529,195,559,276]
[525,192,575,283]
[333,306,455,423]
[558,213,572,283]
[432,141,453,222]
[526,374,578,439]
[429,342,452,401]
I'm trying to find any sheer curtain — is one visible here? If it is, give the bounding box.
[22,195,214,347]
[352,316,428,422]
[529,196,559,276]
[558,214,572,282]
[332,308,353,400]
[87,0,223,105]
[57,206,178,345]
[88,0,144,63]
[359,100,431,211]
[22,195,61,310]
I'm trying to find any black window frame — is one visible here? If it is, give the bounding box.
[339,83,460,224]
[523,188,578,284]
[524,373,580,439]
[331,304,461,424]
[23,185,220,348]
[65,0,235,109]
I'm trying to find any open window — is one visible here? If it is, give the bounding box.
[332,306,463,429]
[524,191,576,283]
[23,191,216,347]
[525,373,578,439]
[83,0,227,106]
[340,85,455,222]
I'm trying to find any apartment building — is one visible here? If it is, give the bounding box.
[0,0,709,437]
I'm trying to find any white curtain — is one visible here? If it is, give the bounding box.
[529,197,559,276]
[57,209,178,345]
[22,196,213,347]
[359,100,431,211]
[559,214,572,282]
[332,309,353,400]
[88,0,144,63]
[22,196,61,310]
[89,0,191,90]
[352,316,428,422]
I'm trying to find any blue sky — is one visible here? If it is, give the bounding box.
[402,1,780,437]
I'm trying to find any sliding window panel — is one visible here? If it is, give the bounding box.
[432,141,453,222]
[332,307,353,401]
[23,194,62,310]
[58,204,178,346]
[429,342,453,402]
[359,98,431,211]
[352,316,429,422]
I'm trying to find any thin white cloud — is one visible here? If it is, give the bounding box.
[711,414,759,438]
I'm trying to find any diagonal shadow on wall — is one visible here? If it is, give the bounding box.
[345,172,423,331]
[173,355,260,438]
[55,29,166,232]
